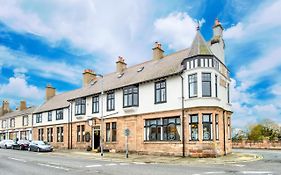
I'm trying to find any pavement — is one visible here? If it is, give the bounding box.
[53,149,262,165]
[0,148,280,175]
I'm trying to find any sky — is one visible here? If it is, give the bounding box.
[0,0,281,128]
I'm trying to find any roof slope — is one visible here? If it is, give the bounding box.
[188,31,213,58]
[1,106,37,119]
[34,48,190,113]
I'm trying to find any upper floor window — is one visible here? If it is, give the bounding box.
[1,120,6,128]
[56,109,63,120]
[188,74,197,98]
[155,80,166,104]
[75,98,86,115]
[92,96,99,113]
[227,83,230,103]
[202,73,212,97]
[215,75,218,98]
[202,114,212,141]
[123,85,139,107]
[9,118,15,128]
[22,116,28,126]
[107,92,115,111]
[48,111,52,121]
[36,113,42,123]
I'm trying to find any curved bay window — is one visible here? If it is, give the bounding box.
[189,114,198,141]
[202,73,212,97]
[144,117,181,141]
[123,85,139,107]
[202,114,212,141]
[163,117,181,141]
[188,74,197,98]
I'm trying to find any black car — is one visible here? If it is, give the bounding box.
[12,140,30,150]
[28,141,53,152]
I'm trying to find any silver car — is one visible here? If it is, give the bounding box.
[28,141,53,152]
[0,140,14,149]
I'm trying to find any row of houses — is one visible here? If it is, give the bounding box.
[0,19,232,157]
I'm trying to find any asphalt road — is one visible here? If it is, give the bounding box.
[0,148,280,175]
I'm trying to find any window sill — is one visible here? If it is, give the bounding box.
[123,106,138,112]
[144,141,181,144]
[154,101,167,105]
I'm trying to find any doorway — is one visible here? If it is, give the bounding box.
[92,126,100,149]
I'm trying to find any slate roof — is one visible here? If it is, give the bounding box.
[1,106,37,120]
[34,48,190,113]
[187,31,213,58]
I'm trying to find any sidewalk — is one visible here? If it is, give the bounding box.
[51,150,263,165]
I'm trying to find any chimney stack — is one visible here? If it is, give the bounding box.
[1,100,10,115]
[210,18,225,64]
[20,100,27,111]
[116,56,127,73]
[152,42,164,60]
[46,84,56,101]
[83,69,97,87]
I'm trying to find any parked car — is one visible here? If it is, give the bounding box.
[0,140,14,149]
[12,140,30,150]
[28,141,53,152]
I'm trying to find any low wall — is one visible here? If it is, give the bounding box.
[232,140,281,150]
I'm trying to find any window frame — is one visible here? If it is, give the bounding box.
[112,122,117,142]
[215,114,219,140]
[106,123,111,142]
[215,75,218,98]
[202,114,212,141]
[202,72,212,97]
[189,114,199,141]
[107,91,115,111]
[188,74,198,98]
[75,97,86,115]
[57,126,64,142]
[36,113,42,123]
[22,115,28,126]
[48,111,52,121]
[123,85,139,108]
[47,128,53,142]
[92,95,99,113]
[56,109,64,120]
[155,80,167,104]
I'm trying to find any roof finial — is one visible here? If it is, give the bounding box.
[196,21,200,31]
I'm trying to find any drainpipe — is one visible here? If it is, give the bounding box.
[70,101,73,149]
[180,75,185,157]
[223,110,226,156]
[68,104,70,149]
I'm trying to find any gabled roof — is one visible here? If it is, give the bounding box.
[1,106,37,120]
[34,48,190,113]
[187,30,213,58]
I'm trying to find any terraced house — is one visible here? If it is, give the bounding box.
[14,19,232,157]
[0,101,35,141]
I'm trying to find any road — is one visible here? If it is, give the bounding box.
[0,148,280,175]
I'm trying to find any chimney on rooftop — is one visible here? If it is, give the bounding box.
[20,100,27,111]
[83,69,97,87]
[116,56,127,73]
[46,84,56,101]
[1,100,10,115]
[152,42,164,60]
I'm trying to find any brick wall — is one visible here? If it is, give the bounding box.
[232,140,281,150]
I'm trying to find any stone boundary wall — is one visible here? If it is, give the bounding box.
[232,140,281,150]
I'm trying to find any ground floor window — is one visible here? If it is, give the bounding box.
[112,122,117,142]
[106,122,117,142]
[47,128,53,142]
[57,127,63,142]
[189,114,198,141]
[77,125,85,142]
[215,114,219,140]
[202,114,212,141]
[20,131,27,140]
[144,116,181,141]
[38,128,44,141]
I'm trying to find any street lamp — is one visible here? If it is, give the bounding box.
[96,74,104,157]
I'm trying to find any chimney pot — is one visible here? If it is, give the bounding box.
[116,56,127,72]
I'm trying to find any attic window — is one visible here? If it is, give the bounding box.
[137,67,144,72]
[118,73,124,78]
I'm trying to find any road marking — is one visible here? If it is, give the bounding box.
[85,164,102,168]
[37,163,69,171]
[241,171,273,174]
[204,172,225,174]
[233,164,245,167]
[8,157,27,163]
[105,163,117,166]
[119,163,130,165]
[133,162,146,165]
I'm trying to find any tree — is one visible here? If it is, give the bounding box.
[248,124,264,141]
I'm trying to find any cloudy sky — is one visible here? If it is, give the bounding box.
[0,0,281,128]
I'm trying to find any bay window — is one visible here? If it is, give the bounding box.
[202,114,212,141]
[202,73,212,97]
[188,74,197,98]
[189,114,198,141]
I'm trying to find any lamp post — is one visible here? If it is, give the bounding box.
[96,74,104,157]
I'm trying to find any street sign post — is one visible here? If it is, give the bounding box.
[124,128,130,158]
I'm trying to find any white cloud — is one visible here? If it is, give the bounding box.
[153,12,199,50]
[0,46,83,85]
[224,22,244,39]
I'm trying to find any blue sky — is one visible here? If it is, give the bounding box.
[0,0,281,128]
